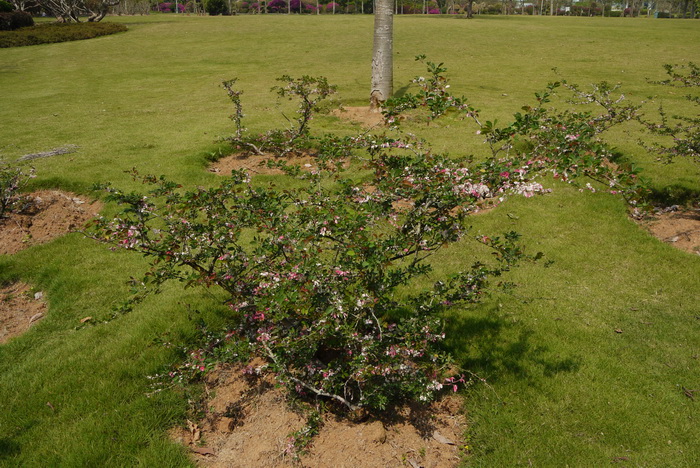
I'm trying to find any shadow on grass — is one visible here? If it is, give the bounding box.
[393,83,413,99]
[648,183,700,207]
[0,438,21,460]
[445,305,581,385]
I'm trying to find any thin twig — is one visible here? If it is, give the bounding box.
[261,342,360,411]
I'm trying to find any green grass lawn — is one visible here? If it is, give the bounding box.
[1,14,699,467]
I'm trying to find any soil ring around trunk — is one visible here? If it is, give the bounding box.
[171,363,467,468]
[210,106,384,176]
[208,153,321,177]
[0,190,103,256]
[330,106,385,129]
[0,282,47,344]
[636,206,700,256]
[208,150,354,178]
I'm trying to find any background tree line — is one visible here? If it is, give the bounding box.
[9,0,695,19]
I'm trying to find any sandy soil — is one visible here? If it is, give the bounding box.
[209,153,321,176]
[0,190,102,343]
[0,282,46,344]
[331,106,385,128]
[0,190,102,255]
[639,206,700,256]
[172,363,467,468]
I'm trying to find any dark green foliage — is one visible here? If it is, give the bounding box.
[0,1,14,13]
[11,11,32,28]
[0,21,126,47]
[204,0,228,15]
[0,11,33,31]
[0,12,12,30]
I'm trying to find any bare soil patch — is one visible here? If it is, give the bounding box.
[172,363,466,468]
[0,282,46,344]
[639,207,700,255]
[331,106,385,128]
[0,190,102,255]
[209,153,320,176]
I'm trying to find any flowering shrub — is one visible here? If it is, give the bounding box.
[481,79,648,206]
[640,63,699,165]
[289,0,309,12]
[386,58,647,205]
[90,72,645,414]
[255,0,317,13]
[223,75,336,157]
[266,0,287,12]
[157,2,185,12]
[92,149,547,410]
[383,55,479,125]
[90,76,575,410]
[428,8,441,14]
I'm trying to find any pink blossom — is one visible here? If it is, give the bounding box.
[253,311,265,321]
[256,332,271,342]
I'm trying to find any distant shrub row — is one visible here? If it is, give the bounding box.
[0,22,127,48]
[0,11,33,31]
[0,0,14,13]
[158,2,186,13]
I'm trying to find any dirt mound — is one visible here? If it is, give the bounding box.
[640,207,700,255]
[0,282,46,344]
[172,364,466,468]
[0,190,102,255]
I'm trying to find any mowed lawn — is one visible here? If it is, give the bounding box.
[1,14,699,466]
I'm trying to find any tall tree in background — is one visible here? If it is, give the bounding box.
[370,0,393,110]
[8,0,36,11]
[21,0,120,21]
[466,0,474,17]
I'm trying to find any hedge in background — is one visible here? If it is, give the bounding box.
[0,21,126,47]
[0,0,14,13]
[0,11,34,31]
